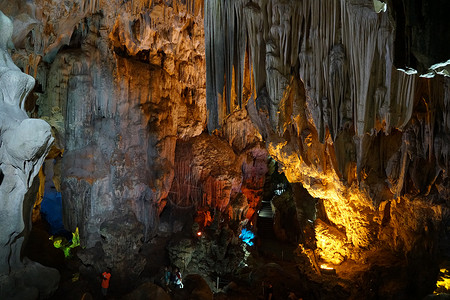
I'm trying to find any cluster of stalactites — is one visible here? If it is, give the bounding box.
[205,0,419,141]
[205,0,248,132]
[125,0,203,16]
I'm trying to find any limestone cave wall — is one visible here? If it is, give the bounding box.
[1,0,209,284]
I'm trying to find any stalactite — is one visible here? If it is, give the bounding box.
[206,0,254,132]
[206,0,422,143]
[206,0,450,259]
[244,1,267,96]
[82,0,100,14]
[170,157,202,207]
[205,0,225,131]
[328,44,346,140]
[131,0,152,16]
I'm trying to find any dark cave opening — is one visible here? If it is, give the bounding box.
[256,158,306,256]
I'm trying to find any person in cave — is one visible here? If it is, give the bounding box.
[262,281,274,300]
[265,281,274,300]
[163,265,172,292]
[173,267,183,288]
[101,268,111,297]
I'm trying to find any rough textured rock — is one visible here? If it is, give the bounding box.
[169,117,267,225]
[171,133,242,210]
[182,274,214,300]
[167,217,245,286]
[0,259,60,300]
[1,0,269,288]
[1,0,207,284]
[0,10,57,299]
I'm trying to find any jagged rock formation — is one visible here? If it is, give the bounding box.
[0,11,58,299]
[167,215,245,285]
[0,0,208,283]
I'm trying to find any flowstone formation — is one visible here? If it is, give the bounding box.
[206,0,450,298]
[0,11,58,299]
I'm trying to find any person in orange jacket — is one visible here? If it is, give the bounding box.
[101,268,111,297]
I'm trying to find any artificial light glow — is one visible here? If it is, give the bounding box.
[397,67,418,75]
[50,227,81,258]
[320,264,334,270]
[373,0,387,13]
[197,231,202,237]
[320,263,337,275]
[434,268,450,294]
[239,228,255,246]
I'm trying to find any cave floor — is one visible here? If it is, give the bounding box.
[28,220,442,300]
[42,233,308,299]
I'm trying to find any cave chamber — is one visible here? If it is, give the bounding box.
[0,0,449,299]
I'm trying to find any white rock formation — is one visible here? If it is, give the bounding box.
[0,10,58,299]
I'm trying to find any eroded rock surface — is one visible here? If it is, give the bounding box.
[0,0,207,283]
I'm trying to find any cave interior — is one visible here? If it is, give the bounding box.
[0,0,450,299]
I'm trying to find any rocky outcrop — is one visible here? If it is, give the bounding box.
[0,0,207,283]
[172,133,243,210]
[167,219,245,284]
[2,0,267,288]
[169,108,267,221]
[181,274,214,300]
[0,10,58,299]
